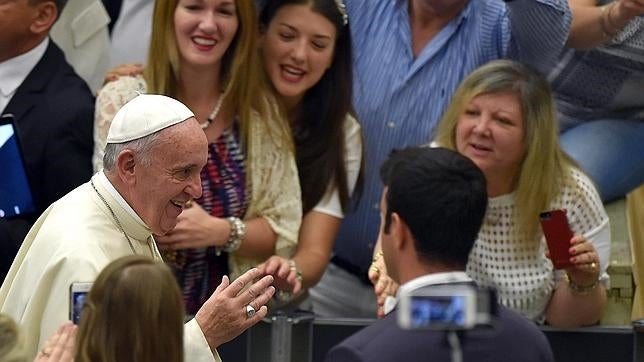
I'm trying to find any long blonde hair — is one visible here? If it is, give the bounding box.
[144,0,291,160]
[435,60,577,240]
[75,256,184,362]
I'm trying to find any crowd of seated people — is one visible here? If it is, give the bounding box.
[0,0,642,360]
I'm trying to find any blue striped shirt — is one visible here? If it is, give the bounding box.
[335,0,571,274]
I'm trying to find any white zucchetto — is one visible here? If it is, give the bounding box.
[106,94,195,143]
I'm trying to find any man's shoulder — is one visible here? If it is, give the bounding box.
[326,315,395,361]
[30,183,116,246]
[26,42,94,105]
[326,313,447,361]
[495,304,546,334]
[485,304,554,361]
[327,304,554,362]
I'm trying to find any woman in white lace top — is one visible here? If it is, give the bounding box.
[432,60,609,326]
[371,60,609,326]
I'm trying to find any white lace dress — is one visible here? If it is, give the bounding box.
[466,168,610,322]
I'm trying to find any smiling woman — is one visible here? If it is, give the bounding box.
[92,0,301,316]
[260,3,337,108]
[255,0,364,308]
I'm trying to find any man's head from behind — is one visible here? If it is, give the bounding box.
[103,94,208,236]
[0,0,67,62]
[379,147,487,284]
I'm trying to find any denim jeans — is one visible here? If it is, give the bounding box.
[560,119,644,202]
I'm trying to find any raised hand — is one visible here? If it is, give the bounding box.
[194,268,275,349]
[34,322,76,362]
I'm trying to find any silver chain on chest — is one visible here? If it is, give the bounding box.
[90,179,144,256]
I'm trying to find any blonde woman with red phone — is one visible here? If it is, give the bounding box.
[371,60,609,327]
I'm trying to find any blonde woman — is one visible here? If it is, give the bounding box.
[92,0,300,315]
[371,60,609,327]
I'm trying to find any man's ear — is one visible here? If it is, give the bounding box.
[115,150,137,186]
[29,1,58,35]
[389,212,409,251]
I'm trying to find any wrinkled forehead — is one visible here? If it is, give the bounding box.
[154,119,207,160]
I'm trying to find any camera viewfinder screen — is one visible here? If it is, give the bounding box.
[71,291,88,325]
[410,295,466,327]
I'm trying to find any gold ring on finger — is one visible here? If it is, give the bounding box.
[372,250,384,262]
[370,265,380,274]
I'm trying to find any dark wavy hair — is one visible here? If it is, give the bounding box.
[260,0,363,214]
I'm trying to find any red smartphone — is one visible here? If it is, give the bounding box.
[539,209,574,269]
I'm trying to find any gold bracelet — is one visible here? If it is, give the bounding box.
[565,272,599,296]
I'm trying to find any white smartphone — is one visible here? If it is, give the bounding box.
[398,284,477,330]
[69,282,92,325]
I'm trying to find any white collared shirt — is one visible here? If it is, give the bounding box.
[0,38,49,114]
[384,271,473,315]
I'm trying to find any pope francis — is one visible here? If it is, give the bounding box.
[0,94,275,361]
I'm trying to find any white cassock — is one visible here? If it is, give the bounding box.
[0,172,220,361]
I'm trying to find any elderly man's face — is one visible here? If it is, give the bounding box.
[129,119,208,235]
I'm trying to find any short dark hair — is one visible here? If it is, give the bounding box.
[379,147,487,268]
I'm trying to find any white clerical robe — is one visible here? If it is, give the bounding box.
[0,173,220,361]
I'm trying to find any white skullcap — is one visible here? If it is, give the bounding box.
[106,94,195,143]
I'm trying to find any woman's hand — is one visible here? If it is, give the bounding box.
[34,322,76,362]
[565,234,601,286]
[616,0,644,21]
[156,202,230,250]
[103,63,144,84]
[368,250,399,318]
[257,255,303,296]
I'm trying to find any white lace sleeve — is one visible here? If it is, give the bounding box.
[92,75,147,171]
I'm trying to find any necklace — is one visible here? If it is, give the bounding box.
[200,92,225,129]
[90,180,155,258]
